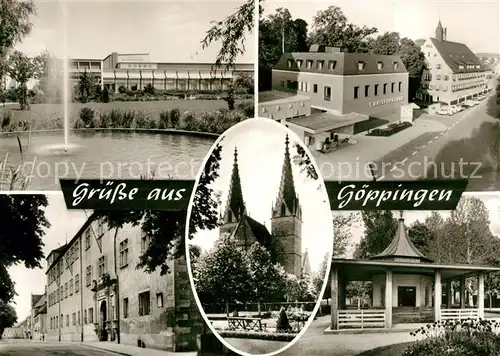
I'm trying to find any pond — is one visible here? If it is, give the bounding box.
[0,131,216,190]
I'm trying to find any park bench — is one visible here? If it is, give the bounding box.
[227,317,266,332]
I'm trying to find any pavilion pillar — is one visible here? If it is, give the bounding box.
[478,273,485,319]
[330,267,339,330]
[460,276,466,308]
[446,280,452,308]
[434,269,442,322]
[385,269,392,328]
[338,271,346,309]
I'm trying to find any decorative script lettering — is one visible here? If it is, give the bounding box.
[336,184,453,209]
[369,96,404,108]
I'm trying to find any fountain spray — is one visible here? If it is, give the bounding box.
[62,1,69,152]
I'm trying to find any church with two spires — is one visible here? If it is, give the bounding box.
[218,134,311,278]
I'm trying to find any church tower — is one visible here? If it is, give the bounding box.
[270,134,302,277]
[435,20,447,41]
[219,147,246,236]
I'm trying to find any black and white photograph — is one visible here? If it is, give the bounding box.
[186,118,333,355]
[278,193,500,356]
[0,0,255,191]
[0,193,219,355]
[258,0,499,191]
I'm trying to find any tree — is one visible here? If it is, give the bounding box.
[407,220,435,258]
[201,0,254,70]
[189,245,202,266]
[354,211,397,259]
[333,212,358,258]
[284,273,314,302]
[0,194,49,303]
[193,234,250,317]
[245,242,286,314]
[0,0,36,96]
[311,253,329,298]
[6,50,44,109]
[423,211,447,263]
[223,83,236,110]
[346,281,371,309]
[0,300,17,339]
[77,70,98,103]
[292,143,319,181]
[308,6,377,53]
[234,73,254,94]
[369,32,400,55]
[102,86,110,103]
[398,38,426,100]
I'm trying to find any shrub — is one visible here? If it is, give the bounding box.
[236,100,254,118]
[169,108,181,128]
[404,319,500,356]
[143,84,155,95]
[180,111,196,131]
[158,110,170,129]
[102,86,110,103]
[217,330,296,342]
[367,121,412,137]
[118,86,127,94]
[1,112,12,131]
[276,308,292,333]
[79,107,95,127]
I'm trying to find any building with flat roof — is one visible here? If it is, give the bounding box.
[3,52,254,93]
[418,21,493,105]
[259,46,410,149]
[45,213,199,352]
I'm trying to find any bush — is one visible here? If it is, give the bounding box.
[102,86,110,103]
[118,86,127,94]
[403,319,500,356]
[276,308,292,333]
[236,100,254,118]
[79,107,95,127]
[158,110,170,129]
[1,112,12,131]
[367,121,412,137]
[169,108,181,128]
[217,330,296,342]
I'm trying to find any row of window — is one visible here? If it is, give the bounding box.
[48,274,80,307]
[295,80,403,100]
[48,291,163,330]
[425,83,486,92]
[286,59,400,72]
[423,73,487,82]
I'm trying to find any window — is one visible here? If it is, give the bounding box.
[374,84,379,96]
[75,274,79,293]
[123,298,129,318]
[323,86,331,101]
[316,60,324,69]
[393,62,399,70]
[64,282,68,298]
[364,85,369,97]
[398,82,402,92]
[313,84,318,93]
[156,293,164,308]
[306,60,313,68]
[96,235,102,250]
[443,75,449,81]
[383,83,387,94]
[72,313,76,326]
[97,219,105,237]
[354,86,359,99]
[436,64,441,69]
[88,308,94,324]
[287,60,293,68]
[86,265,92,287]
[391,82,395,93]
[138,291,151,316]
[459,65,464,69]
[66,315,69,327]
[328,60,336,70]
[69,279,73,296]
[296,60,302,67]
[84,229,91,249]
[84,309,87,324]
[377,61,384,70]
[141,236,149,254]
[280,204,286,216]
[60,315,63,327]
[119,239,129,268]
[357,61,365,71]
[436,75,441,80]
[98,256,106,277]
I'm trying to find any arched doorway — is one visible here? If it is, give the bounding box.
[99,301,108,341]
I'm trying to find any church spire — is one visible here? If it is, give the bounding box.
[222,147,246,222]
[435,19,445,41]
[273,134,300,216]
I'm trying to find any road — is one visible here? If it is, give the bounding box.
[373,96,499,190]
[0,341,115,356]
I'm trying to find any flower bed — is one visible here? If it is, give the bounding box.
[367,121,412,137]
[217,330,296,342]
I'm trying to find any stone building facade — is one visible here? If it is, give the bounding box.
[219,134,309,278]
[45,213,201,352]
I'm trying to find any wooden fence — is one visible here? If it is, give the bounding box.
[440,308,479,321]
[338,309,386,329]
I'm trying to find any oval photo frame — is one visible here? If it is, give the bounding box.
[185,117,334,356]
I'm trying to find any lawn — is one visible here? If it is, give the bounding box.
[0,99,236,127]
[356,342,413,356]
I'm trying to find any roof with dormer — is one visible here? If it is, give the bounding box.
[429,37,487,74]
[370,212,433,263]
[273,134,300,216]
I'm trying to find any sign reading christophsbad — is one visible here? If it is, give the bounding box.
[326,180,468,210]
[59,179,194,210]
[369,96,404,107]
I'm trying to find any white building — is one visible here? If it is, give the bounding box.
[418,21,493,105]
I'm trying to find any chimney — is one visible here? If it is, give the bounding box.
[309,44,325,53]
[325,47,342,53]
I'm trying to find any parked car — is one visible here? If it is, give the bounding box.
[437,107,453,116]
[449,105,462,113]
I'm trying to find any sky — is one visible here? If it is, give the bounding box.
[336,192,500,258]
[263,0,500,54]
[7,194,88,324]
[15,0,255,63]
[189,119,334,274]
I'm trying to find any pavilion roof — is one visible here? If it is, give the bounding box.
[370,214,433,263]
